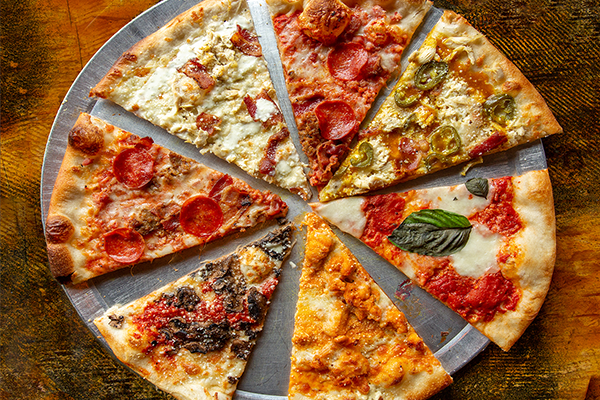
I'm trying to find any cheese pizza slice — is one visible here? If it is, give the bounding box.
[94,223,294,400]
[45,113,288,284]
[289,213,452,399]
[320,10,562,201]
[312,170,556,351]
[90,0,310,200]
[267,0,432,189]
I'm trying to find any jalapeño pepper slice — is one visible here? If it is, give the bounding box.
[350,141,374,168]
[414,61,449,90]
[483,94,516,125]
[394,84,420,108]
[424,153,446,171]
[430,125,461,156]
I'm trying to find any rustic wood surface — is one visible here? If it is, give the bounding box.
[1,0,599,399]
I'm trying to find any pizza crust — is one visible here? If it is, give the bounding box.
[472,169,556,351]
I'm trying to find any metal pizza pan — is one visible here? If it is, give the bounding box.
[40,0,548,398]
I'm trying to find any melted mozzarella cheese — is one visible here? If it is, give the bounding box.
[450,223,501,278]
[418,184,490,215]
[310,197,367,238]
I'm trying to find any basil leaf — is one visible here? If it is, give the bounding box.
[465,177,489,199]
[388,209,472,257]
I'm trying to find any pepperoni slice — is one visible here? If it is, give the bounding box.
[315,100,358,140]
[104,228,145,264]
[113,147,154,189]
[327,42,369,81]
[180,195,223,237]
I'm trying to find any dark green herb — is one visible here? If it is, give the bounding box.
[388,209,472,257]
[465,177,489,199]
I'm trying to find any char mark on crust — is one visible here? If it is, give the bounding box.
[46,243,75,283]
[256,223,294,261]
[45,215,74,243]
[68,114,104,155]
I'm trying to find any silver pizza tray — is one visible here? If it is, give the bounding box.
[40,0,549,398]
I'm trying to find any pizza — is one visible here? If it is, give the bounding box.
[94,223,294,400]
[311,169,555,351]
[289,212,452,399]
[89,0,311,200]
[266,0,432,188]
[319,10,562,201]
[45,113,288,284]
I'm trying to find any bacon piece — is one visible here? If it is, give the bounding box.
[398,138,422,172]
[314,100,358,140]
[468,131,508,158]
[311,141,349,187]
[104,228,145,263]
[113,146,155,189]
[327,42,369,81]
[259,128,290,176]
[230,25,262,57]
[178,58,215,90]
[179,195,223,237]
[209,174,235,200]
[196,112,221,136]
[243,90,283,127]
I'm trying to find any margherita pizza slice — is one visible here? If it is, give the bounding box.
[90,0,310,200]
[312,170,555,351]
[289,213,452,399]
[94,223,294,400]
[267,0,432,188]
[320,10,562,201]
[45,113,288,284]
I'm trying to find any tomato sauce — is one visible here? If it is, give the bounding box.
[472,177,522,236]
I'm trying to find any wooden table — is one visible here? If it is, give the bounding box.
[1,0,599,399]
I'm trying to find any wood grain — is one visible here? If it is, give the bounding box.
[1,0,599,399]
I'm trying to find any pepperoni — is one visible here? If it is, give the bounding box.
[292,95,324,116]
[178,58,215,90]
[180,195,223,237]
[314,100,358,140]
[468,131,508,158]
[113,146,154,189]
[327,42,369,81]
[196,112,221,136]
[230,25,262,57]
[104,228,145,264]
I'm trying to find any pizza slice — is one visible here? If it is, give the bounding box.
[45,113,288,284]
[312,169,556,351]
[94,223,294,400]
[320,10,562,201]
[289,212,452,399]
[89,0,310,200]
[267,0,432,189]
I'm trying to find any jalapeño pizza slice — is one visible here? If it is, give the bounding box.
[289,213,452,399]
[45,113,288,284]
[320,10,562,201]
[267,0,432,189]
[90,0,310,200]
[94,223,294,400]
[312,170,556,351]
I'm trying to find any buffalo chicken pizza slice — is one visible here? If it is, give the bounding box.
[289,213,452,399]
[267,0,432,188]
[45,113,288,284]
[312,170,556,351]
[90,0,310,200]
[320,10,562,201]
[94,223,294,400]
